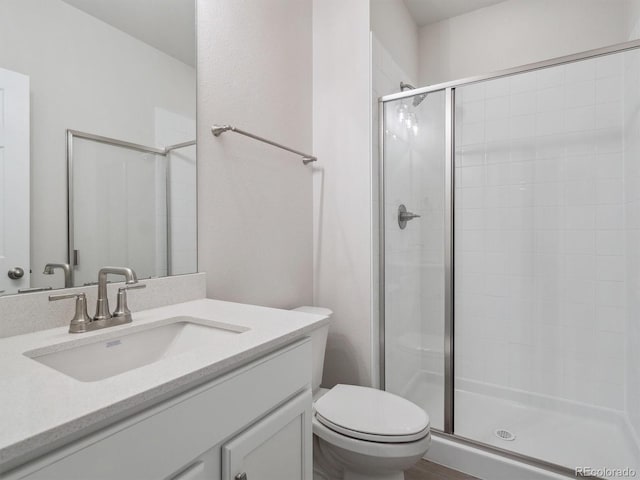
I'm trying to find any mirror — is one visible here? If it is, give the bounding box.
[0,0,197,295]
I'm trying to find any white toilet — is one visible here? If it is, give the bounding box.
[293,307,431,480]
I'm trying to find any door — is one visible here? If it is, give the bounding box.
[0,67,30,295]
[221,390,313,480]
[382,89,447,430]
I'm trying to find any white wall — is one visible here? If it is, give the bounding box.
[313,0,373,387]
[370,0,419,84]
[197,0,313,310]
[0,0,195,289]
[419,0,640,86]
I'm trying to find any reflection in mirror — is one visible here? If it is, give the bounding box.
[0,0,196,295]
[70,130,196,287]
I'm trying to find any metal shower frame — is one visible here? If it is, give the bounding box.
[66,130,196,286]
[378,37,640,478]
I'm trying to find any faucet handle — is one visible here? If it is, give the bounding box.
[120,283,146,291]
[49,293,92,333]
[112,284,146,323]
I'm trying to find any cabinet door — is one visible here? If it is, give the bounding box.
[221,389,312,480]
[168,460,209,480]
[166,446,220,480]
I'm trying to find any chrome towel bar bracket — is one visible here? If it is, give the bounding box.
[211,124,317,165]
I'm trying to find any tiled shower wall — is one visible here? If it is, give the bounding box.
[624,51,640,445]
[455,53,627,410]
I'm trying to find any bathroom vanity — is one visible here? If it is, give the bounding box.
[0,299,328,480]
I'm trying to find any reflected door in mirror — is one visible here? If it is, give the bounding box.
[0,67,30,295]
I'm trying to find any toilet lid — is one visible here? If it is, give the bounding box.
[314,385,430,443]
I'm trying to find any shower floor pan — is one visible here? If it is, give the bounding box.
[404,371,640,479]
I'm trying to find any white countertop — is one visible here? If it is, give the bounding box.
[0,298,329,471]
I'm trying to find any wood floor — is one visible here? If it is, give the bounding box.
[406,460,479,480]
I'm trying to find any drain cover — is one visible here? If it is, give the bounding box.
[494,429,516,441]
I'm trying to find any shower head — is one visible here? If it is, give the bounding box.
[399,81,427,107]
[412,93,427,107]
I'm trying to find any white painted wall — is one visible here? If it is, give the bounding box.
[0,0,195,289]
[313,0,373,387]
[197,0,313,310]
[419,0,640,86]
[370,0,419,84]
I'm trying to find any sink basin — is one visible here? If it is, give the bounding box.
[24,316,249,382]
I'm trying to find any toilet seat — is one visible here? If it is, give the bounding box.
[313,415,432,459]
[314,384,430,444]
[316,414,430,443]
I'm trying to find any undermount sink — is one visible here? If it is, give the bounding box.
[24,316,249,382]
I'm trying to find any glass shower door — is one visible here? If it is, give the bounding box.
[382,89,447,430]
[72,138,167,286]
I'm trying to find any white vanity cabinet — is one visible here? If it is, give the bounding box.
[5,339,313,480]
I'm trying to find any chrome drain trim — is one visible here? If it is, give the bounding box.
[495,429,516,441]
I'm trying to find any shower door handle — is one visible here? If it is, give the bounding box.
[399,211,420,221]
[398,204,420,229]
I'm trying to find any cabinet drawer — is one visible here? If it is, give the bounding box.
[10,339,311,480]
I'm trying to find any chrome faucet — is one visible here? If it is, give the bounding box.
[43,263,72,288]
[94,267,139,322]
[49,267,145,333]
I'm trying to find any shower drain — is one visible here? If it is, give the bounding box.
[494,429,516,441]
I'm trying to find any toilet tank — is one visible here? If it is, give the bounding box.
[292,306,332,394]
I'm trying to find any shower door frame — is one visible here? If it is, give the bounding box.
[66,130,196,286]
[378,37,640,477]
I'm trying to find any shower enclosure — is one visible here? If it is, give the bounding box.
[379,40,640,477]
